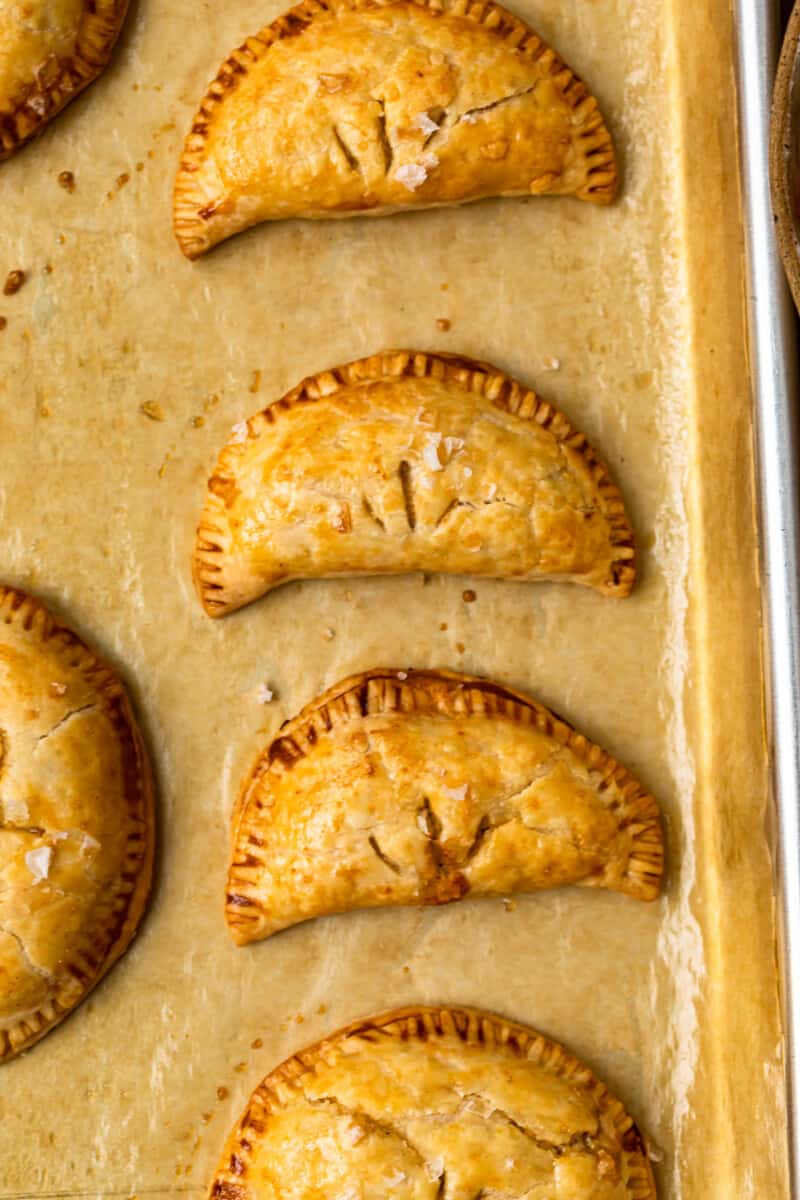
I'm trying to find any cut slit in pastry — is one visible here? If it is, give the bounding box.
[225,669,663,945]
[208,1006,657,1200]
[0,0,129,161]
[173,0,617,258]
[194,350,635,617]
[0,586,154,1061]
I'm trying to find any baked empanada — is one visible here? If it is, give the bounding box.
[209,1006,657,1200]
[0,0,128,161]
[173,0,616,258]
[0,586,154,1060]
[226,669,662,944]
[194,351,635,617]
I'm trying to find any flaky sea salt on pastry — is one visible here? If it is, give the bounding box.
[208,1006,657,1200]
[194,350,635,617]
[0,586,154,1060]
[173,0,616,257]
[225,669,663,944]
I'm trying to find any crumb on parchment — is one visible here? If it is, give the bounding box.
[3,270,25,296]
[436,318,451,332]
[57,170,75,192]
[462,589,476,603]
[140,401,165,421]
[0,317,6,331]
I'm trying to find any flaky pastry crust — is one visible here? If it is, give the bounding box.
[0,0,128,161]
[0,586,154,1060]
[209,1005,657,1200]
[226,669,663,944]
[174,0,617,258]
[194,350,635,617]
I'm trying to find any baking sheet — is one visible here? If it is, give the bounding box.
[0,0,787,1195]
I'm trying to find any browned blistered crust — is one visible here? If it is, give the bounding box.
[194,350,635,618]
[226,668,663,945]
[208,1006,657,1200]
[0,0,129,161]
[173,0,617,258]
[0,585,154,1060]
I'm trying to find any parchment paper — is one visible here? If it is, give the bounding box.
[0,0,788,1195]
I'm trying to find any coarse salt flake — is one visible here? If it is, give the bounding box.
[397,671,408,679]
[416,112,440,136]
[25,846,52,883]
[231,421,249,443]
[422,433,444,471]
[81,833,101,855]
[395,163,428,191]
[344,1123,366,1146]
[443,436,464,459]
[257,683,275,704]
[384,1172,406,1187]
[442,783,468,801]
[461,111,478,124]
[542,356,561,372]
[425,1157,445,1181]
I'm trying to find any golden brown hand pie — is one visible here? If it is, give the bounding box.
[0,586,153,1060]
[173,0,616,258]
[226,669,662,945]
[209,1006,657,1200]
[194,350,635,617]
[0,0,128,161]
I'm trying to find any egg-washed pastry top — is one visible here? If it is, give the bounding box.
[0,585,153,1060]
[194,350,635,617]
[209,1006,657,1200]
[0,0,128,160]
[226,669,663,944]
[173,0,616,257]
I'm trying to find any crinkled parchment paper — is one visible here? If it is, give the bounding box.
[0,0,788,1195]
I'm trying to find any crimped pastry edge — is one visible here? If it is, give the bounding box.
[0,0,129,161]
[226,667,663,943]
[0,584,155,1061]
[173,0,617,258]
[208,1004,658,1200]
[194,349,636,617]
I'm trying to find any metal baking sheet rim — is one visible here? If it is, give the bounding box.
[738,1,800,1196]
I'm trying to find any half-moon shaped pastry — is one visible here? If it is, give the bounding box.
[194,351,635,617]
[173,0,616,258]
[226,669,662,944]
[0,586,154,1061]
[0,0,128,161]
[209,1006,657,1200]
